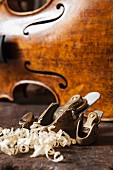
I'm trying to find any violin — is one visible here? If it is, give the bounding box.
[0,0,112,121]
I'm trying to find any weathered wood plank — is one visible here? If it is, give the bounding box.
[0,102,113,170]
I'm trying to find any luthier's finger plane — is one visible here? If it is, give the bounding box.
[76,110,103,145]
[19,92,103,144]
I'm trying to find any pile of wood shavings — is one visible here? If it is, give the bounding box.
[0,123,76,162]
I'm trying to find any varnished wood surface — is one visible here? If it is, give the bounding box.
[0,0,113,120]
[0,101,113,170]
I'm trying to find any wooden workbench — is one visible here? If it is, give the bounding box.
[0,101,113,170]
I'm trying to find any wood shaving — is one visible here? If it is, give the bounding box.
[0,124,76,162]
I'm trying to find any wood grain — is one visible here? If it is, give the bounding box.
[0,0,112,120]
[0,102,113,170]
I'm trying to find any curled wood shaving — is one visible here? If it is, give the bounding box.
[0,125,76,162]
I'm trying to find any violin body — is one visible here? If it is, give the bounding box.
[0,0,113,121]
